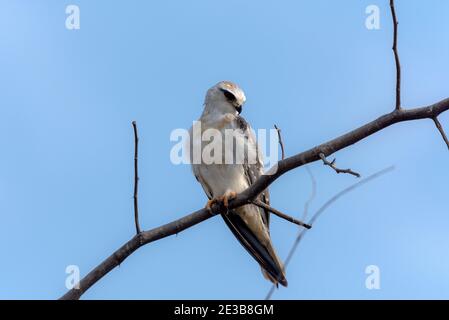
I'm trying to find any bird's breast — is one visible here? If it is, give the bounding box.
[196,163,249,197]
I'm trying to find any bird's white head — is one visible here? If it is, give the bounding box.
[203,81,246,116]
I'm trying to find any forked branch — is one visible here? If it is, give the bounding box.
[319,153,361,178]
[60,98,449,300]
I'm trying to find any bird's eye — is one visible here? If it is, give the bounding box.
[221,89,236,102]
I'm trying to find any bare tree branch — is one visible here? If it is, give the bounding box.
[319,153,361,178]
[251,199,311,229]
[265,165,395,300]
[433,117,449,150]
[132,121,141,235]
[301,166,317,222]
[274,124,285,160]
[390,0,401,110]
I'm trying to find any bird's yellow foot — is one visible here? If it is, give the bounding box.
[222,191,237,208]
[205,191,237,212]
[205,197,223,211]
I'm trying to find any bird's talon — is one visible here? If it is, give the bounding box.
[205,191,237,213]
[205,199,216,211]
[205,197,224,212]
[223,191,237,208]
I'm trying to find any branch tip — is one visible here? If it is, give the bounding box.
[433,117,449,150]
[274,124,285,160]
[252,199,311,229]
[132,121,141,234]
[390,0,401,111]
[319,153,361,178]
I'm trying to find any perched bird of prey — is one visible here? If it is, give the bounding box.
[189,81,287,287]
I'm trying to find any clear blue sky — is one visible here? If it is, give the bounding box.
[1,0,448,299]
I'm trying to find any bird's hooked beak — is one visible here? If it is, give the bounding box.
[235,105,242,114]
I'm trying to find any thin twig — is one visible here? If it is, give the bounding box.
[301,166,317,222]
[251,199,311,229]
[265,165,395,300]
[132,121,141,234]
[319,153,361,178]
[390,0,401,110]
[433,117,449,150]
[274,124,285,160]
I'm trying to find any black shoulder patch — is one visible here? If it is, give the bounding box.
[236,115,249,132]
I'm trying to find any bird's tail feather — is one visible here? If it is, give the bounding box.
[222,211,288,287]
